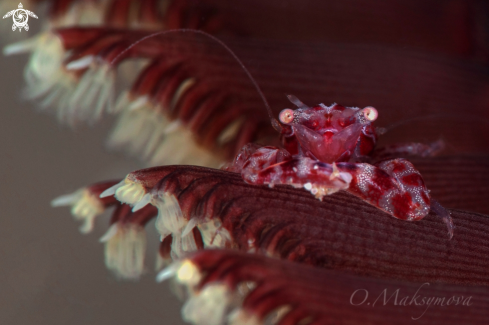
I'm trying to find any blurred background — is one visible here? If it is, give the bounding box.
[1,0,489,324]
[0,9,185,325]
[0,41,185,325]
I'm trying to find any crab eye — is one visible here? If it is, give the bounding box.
[362,106,378,122]
[279,109,295,124]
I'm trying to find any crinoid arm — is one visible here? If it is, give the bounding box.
[160,249,489,325]
[4,27,273,167]
[57,165,489,281]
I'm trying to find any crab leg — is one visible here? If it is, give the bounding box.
[346,158,454,238]
[225,145,353,197]
[372,140,444,161]
[227,145,454,238]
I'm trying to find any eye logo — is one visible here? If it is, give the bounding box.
[2,3,37,32]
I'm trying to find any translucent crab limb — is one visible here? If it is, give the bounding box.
[51,180,120,233]
[430,199,455,240]
[372,139,445,162]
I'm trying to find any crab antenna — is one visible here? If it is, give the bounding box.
[110,29,282,132]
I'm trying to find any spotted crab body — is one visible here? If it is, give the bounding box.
[226,95,453,236]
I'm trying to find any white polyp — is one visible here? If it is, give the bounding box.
[182,284,232,325]
[114,180,146,205]
[132,193,152,212]
[217,116,245,145]
[26,33,64,82]
[228,308,260,325]
[14,29,114,126]
[11,31,113,126]
[182,218,198,237]
[171,229,199,258]
[19,33,67,114]
[68,66,112,124]
[198,219,232,249]
[39,86,62,108]
[66,55,94,70]
[78,216,97,234]
[236,281,257,296]
[103,223,147,279]
[108,94,223,167]
[171,233,184,259]
[128,95,149,111]
[3,36,39,55]
[151,128,192,164]
[156,261,182,283]
[154,193,186,234]
[100,180,125,198]
[163,120,182,135]
[129,110,164,160]
[155,252,172,273]
[108,106,168,163]
[142,119,166,159]
[263,306,292,325]
[114,91,130,113]
[170,78,196,109]
[181,231,198,254]
[176,260,202,286]
[150,126,223,167]
[108,108,145,146]
[99,223,119,243]
[75,65,114,124]
[94,70,115,120]
[51,190,84,207]
[52,188,105,234]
